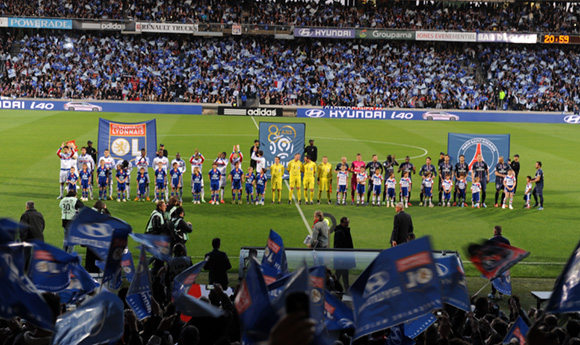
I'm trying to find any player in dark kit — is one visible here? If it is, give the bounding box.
[471,154,490,207]
[418,157,437,206]
[453,155,469,206]
[494,156,510,207]
[365,154,384,203]
[438,154,453,206]
[381,154,398,204]
[397,156,416,204]
[509,154,521,193]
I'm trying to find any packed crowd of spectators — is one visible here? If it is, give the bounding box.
[1,31,579,112]
[1,0,580,34]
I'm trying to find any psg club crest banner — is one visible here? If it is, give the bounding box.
[447,133,510,183]
[259,122,305,179]
[98,118,157,166]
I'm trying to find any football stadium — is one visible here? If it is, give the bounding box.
[1,1,580,344]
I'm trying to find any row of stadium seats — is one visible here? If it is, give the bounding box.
[1,32,578,112]
[0,0,579,33]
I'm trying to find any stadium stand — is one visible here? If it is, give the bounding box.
[0,0,579,33]
[1,31,578,111]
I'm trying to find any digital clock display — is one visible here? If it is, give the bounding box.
[542,34,580,44]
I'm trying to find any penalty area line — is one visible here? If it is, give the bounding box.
[250,117,312,235]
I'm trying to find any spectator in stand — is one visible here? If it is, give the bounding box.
[19,201,45,242]
[204,237,232,289]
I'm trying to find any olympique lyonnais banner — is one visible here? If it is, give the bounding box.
[98,118,157,165]
[447,133,510,183]
[259,122,305,179]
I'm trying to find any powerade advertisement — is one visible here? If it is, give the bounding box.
[0,99,202,115]
[297,107,578,124]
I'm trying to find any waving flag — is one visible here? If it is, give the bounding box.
[58,263,98,304]
[0,218,20,243]
[174,293,224,318]
[51,291,124,345]
[261,230,288,285]
[386,324,415,345]
[546,240,580,313]
[173,260,205,299]
[102,226,132,288]
[0,244,55,331]
[126,246,152,320]
[28,241,79,292]
[235,258,278,343]
[405,313,436,339]
[121,251,136,282]
[130,233,171,262]
[491,270,512,296]
[350,237,442,341]
[502,316,529,345]
[468,240,529,279]
[324,291,355,331]
[66,207,131,248]
[435,255,470,312]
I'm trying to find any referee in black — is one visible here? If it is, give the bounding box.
[365,154,384,203]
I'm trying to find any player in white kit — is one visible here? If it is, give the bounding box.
[77,146,95,199]
[134,148,150,201]
[189,149,206,203]
[153,149,169,201]
[57,142,78,199]
[171,152,187,202]
[98,149,116,200]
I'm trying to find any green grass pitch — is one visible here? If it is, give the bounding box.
[1,110,578,283]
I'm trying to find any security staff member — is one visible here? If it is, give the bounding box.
[304,139,318,163]
[365,154,384,202]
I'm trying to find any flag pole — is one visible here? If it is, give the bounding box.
[471,280,491,299]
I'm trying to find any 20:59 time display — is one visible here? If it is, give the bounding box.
[542,34,580,44]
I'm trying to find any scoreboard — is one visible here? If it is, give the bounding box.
[542,34,580,45]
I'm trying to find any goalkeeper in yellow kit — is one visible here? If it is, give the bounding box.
[287,153,303,205]
[270,156,285,204]
[302,155,317,205]
[317,156,333,205]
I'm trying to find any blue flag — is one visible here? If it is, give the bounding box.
[435,255,470,311]
[0,218,20,243]
[126,246,152,320]
[51,291,124,345]
[350,237,443,340]
[66,207,131,249]
[58,263,99,304]
[502,316,529,344]
[404,313,436,339]
[491,270,512,296]
[0,244,55,331]
[130,233,171,262]
[267,272,293,301]
[121,251,136,282]
[386,324,415,345]
[103,226,132,288]
[235,258,278,343]
[547,239,580,313]
[324,291,355,331]
[261,230,289,285]
[173,260,205,299]
[28,241,79,292]
[174,293,224,318]
[309,266,327,332]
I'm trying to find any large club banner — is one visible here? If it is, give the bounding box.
[98,119,157,166]
[447,133,510,183]
[259,122,305,179]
